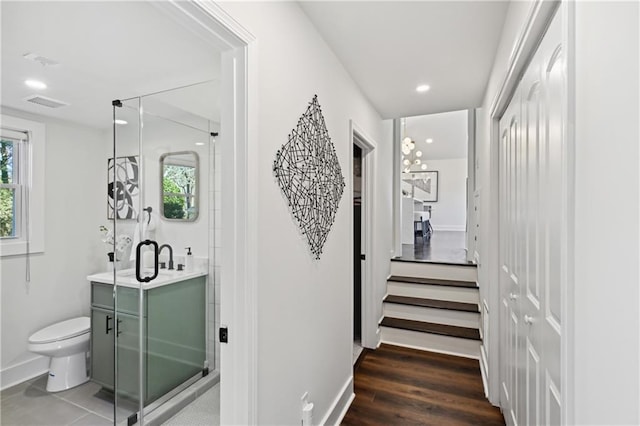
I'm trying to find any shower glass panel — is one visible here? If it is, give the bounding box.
[111,84,215,425]
[111,97,143,424]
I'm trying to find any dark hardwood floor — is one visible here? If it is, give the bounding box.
[396,231,471,265]
[342,344,504,426]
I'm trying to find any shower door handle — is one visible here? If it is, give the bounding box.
[135,239,159,282]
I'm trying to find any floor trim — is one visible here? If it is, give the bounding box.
[0,354,49,391]
[320,376,355,426]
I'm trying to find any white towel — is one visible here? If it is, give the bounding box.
[129,211,158,261]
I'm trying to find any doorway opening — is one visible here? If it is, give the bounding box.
[396,111,470,264]
[353,144,363,364]
[350,121,377,353]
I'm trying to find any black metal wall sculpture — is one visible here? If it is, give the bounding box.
[273,95,345,259]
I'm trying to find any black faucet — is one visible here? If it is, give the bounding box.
[158,244,174,270]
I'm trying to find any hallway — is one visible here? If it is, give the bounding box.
[342,344,503,425]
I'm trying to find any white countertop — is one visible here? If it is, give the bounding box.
[87,268,207,290]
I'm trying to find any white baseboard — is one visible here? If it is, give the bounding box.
[480,345,489,399]
[320,376,354,426]
[431,225,466,232]
[1,354,49,391]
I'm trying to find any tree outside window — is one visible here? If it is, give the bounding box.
[0,139,18,238]
[163,164,196,220]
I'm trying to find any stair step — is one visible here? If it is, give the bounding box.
[380,327,480,359]
[384,295,479,313]
[391,258,477,267]
[390,261,477,281]
[383,300,480,328]
[388,275,477,289]
[380,317,481,341]
[387,281,479,304]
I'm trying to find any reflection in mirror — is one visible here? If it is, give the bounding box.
[160,151,199,221]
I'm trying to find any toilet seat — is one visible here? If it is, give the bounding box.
[28,317,90,344]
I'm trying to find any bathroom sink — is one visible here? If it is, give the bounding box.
[87,268,206,289]
[117,269,176,279]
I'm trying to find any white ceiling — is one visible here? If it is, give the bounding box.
[404,110,468,163]
[0,1,221,129]
[299,1,509,119]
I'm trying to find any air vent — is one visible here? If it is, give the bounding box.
[23,53,59,67]
[24,95,68,109]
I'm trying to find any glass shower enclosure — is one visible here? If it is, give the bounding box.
[100,83,216,424]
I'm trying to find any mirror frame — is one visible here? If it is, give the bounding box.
[159,150,200,222]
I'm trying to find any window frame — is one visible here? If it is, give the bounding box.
[1,136,24,240]
[0,114,45,256]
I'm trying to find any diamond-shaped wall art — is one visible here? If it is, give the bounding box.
[273,95,345,260]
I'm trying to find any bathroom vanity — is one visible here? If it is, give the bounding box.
[87,269,206,405]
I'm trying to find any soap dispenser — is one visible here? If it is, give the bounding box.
[185,247,194,272]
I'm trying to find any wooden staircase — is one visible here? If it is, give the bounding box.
[380,259,481,359]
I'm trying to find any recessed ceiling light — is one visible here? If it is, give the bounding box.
[25,79,47,90]
[416,84,430,93]
[114,119,128,125]
[426,138,433,144]
[195,142,205,146]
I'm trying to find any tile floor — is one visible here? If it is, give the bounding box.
[164,383,220,425]
[1,374,221,426]
[0,375,133,426]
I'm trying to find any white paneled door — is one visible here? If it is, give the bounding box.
[499,9,565,426]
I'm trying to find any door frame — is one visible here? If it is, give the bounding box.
[350,120,378,349]
[158,2,258,424]
[486,0,574,424]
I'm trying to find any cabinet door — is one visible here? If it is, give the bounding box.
[115,312,141,403]
[146,277,206,403]
[91,308,115,389]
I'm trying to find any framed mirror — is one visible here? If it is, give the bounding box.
[159,151,199,221]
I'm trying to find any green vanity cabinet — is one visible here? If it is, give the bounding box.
[90,284,141,402]
[90,276,206,405]
[90,307,114,388]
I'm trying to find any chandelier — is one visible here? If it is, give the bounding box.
[401,119,427,173]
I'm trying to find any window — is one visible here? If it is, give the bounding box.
[1,133,24,239]
[0,115,45,256]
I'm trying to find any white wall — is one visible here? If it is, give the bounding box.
[0,108,107,388]
[424,158,467,232]
[475,1,640,423]
[219,3,388,424]
[572,2,639,424]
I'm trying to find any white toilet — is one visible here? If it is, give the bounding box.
[28,317,91,392]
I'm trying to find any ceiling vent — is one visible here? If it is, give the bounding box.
[24,95,69,109]
[23,53,59,67]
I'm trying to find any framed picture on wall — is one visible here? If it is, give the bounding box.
[402,170,438,202]
[107,156,139,219]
